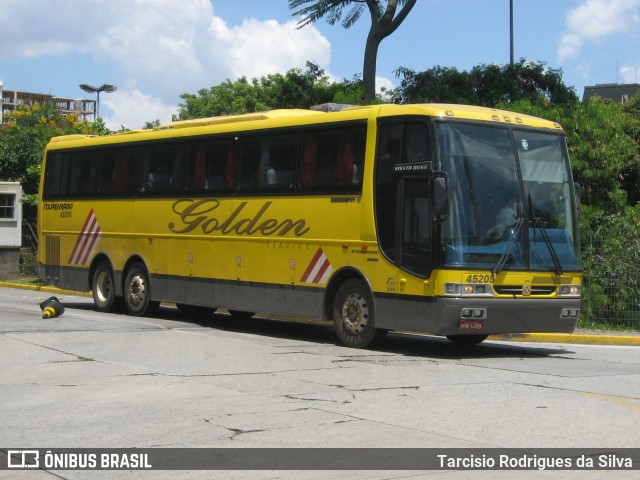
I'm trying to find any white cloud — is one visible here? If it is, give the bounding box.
[1,0,333,128]
[620,63,640,83]
[559,0,640,62]
[102,89,178,131]
[221,19,331,80]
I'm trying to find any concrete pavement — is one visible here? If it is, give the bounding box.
[1,279,638,347]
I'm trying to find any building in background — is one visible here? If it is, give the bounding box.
[583,83,640,103]
[1,80,96,123]
[0,183,23,280]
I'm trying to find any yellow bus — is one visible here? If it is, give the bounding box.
[38,104,582,348]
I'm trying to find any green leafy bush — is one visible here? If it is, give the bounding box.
[582,206,640,328]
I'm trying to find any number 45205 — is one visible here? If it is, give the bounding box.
[466,274,494,283]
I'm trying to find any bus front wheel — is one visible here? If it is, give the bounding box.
[92,262,119,312]
[332,279,387,348]
[124,262,159,317]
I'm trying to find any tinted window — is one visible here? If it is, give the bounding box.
[375,120,431,261]
[140,143,184,195]
[98,148,140,196]
[297,125,366,192]
[185,138,235,194]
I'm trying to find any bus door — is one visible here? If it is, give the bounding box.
[396,176,435,285]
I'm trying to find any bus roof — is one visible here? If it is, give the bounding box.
[374,103,563,130]
[45,103,563,149]
[158,109,325,129]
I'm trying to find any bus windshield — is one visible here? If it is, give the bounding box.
[436,122,580,272]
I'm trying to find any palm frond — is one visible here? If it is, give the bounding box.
[289,0,366,28]
[341,4,365,28]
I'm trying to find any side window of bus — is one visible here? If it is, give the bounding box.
[265,133,297,192]
[297,125,366,193]
[185,139,234,194]
[67,151,98,197]
[375,122,403,256]
[43,153,66,199]
[236,137,262,192]
[375,120,433,276]
[236,133,298,194]
[98,148,140,197]
[141,143,184,194]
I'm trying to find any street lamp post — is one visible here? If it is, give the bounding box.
[79,83,117,121]
[510,0,514,66]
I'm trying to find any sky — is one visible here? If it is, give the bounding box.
[1,0,639,130]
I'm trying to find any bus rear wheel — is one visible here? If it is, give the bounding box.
[332,279,387,348]
[124,262,159,317]
[92,262,119,312]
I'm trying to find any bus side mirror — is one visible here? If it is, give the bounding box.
[432,173,449,219]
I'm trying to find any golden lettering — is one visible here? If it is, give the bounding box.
[168,199,310,237]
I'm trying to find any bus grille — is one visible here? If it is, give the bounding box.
[494,285,556,296]
[45,235,61,281]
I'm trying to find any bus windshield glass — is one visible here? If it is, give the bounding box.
[436,122,579,272]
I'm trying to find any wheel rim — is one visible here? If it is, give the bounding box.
[127,272,147,310]
[341,292,369,335]
[95,270,112,304]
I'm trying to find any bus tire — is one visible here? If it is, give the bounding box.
[332,279,387,348]
[228,310,255,320]
[124,262,159,317]
[92,262,118,312]
[446,334,488,346]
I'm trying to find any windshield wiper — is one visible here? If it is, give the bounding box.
[529,195,563,275]
[493,217,524,274]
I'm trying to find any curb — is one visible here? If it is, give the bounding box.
[0,281,91,297]
[2,281,639,346]
[488,332,640,347]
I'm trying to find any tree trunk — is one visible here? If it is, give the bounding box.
[363,31,381,102]
[362,0,417,102]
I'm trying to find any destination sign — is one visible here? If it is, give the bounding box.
[393,162,432,175]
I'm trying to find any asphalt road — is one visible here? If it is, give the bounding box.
[1,286,639,479]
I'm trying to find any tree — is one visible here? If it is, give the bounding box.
[0,103,107,223]
[396,60,578,107]
[501,96,635,214]
[174,63,344,120]
[290,0,417,102]
[621,93,640,204]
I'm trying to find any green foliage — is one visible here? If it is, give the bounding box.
[174,63,346,120]
[142,120,160,130]
[18,252,38,275]
[620,94,640,204]
[396,60,578,107]
[501,95,636,213]
[581,206,640,328]
[0,103,109,223]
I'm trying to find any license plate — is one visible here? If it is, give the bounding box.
[458,320,484,331]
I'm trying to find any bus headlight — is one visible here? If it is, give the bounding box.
[444,283,494,297]
[557,285,581,297]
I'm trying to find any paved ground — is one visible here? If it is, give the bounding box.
[1,284,639,479]
[2,278,638,347]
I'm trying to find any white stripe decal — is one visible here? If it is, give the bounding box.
[69,210,101,265]
[300,247,333,284]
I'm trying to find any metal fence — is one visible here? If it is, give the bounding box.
[581,233,640,330]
